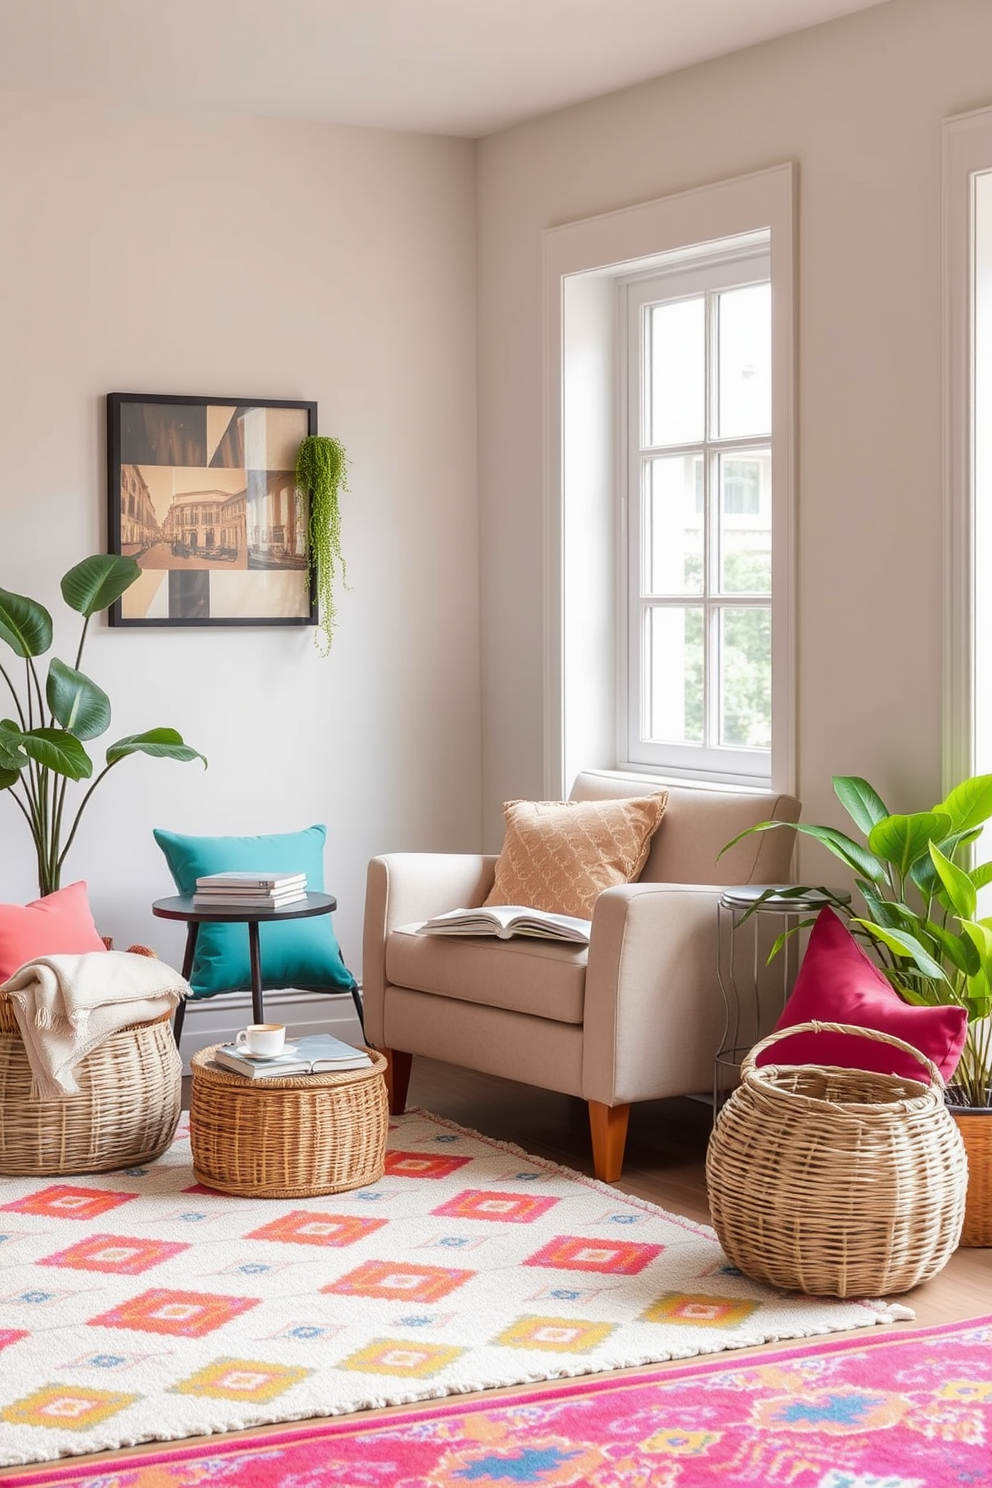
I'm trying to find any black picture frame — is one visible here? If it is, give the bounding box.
[107,392,318,627]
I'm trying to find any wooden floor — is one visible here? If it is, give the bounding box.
[2,1056,988,1477]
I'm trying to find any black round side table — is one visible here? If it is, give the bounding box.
[152,892,359,1042]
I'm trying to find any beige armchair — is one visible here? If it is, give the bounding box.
[363,770,800,1181]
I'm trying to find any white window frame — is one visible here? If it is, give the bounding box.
[943,106,992,795]
[619,243,772,781]
[542,165,796,798]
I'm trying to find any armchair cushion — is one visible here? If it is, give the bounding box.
[153,824,356,998]
[483,793,668,918]
[390,923,587,1023]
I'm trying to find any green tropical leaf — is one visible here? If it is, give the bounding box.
[60,555,141,617]
[911,829,981,895]
[0,766,19,789]
[16,727,93,780]
[854,919,950,982]
[790,824,889,882]
[868,813,951,878]
[969,861,992,892]
[106,728,207,767]
[929,842,977,921]
[0,588,52,658]
[45,658,111,741]
[0,720,26,771]
[857,881,902,928]
[833,775,889,835]
[766,918,817,962]
[922,919,982,975]
[963,965,992,1021]
[938,774,992,832]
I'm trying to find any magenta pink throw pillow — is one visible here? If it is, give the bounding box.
[756,906,967,1083]
[0,882,107,982]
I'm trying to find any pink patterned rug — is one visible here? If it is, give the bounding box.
[3,1316,990,1487]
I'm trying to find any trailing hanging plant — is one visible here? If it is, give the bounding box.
[295,434,350,656]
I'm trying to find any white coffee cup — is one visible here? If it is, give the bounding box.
[236,1023,286,1058]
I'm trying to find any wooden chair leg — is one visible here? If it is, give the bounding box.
[588,1100,630,1182]
[383,1049,413,1114]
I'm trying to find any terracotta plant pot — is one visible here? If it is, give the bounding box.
[949,1107,992,1247]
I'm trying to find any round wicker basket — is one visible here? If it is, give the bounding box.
[189,1044,388,1198]
[706,1020,968,1297]
[0,992,181,1177]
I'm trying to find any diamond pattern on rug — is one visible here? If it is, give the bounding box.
[0,1110,910,1467]
[169,1358,313,1402]
[1,1185,137,1220]
[431,1189,560,1222]
[245,1211,387,1247]
[87,1288,260,1337]
[523,1234,663,1274]
[1,1385,140,1431]
[37,1235,190,1274]
[322,1259,475,1301]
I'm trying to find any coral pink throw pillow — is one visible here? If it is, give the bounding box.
[0,882,107,982]
[756,906,967,1083]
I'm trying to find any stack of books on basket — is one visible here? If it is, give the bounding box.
[214,1033,373,1080]
[192,871,308,910]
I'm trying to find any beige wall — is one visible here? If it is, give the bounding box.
[0,93,480,977]
[476,0,991,860]
[4,0,992,972]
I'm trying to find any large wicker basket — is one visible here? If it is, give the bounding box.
[0,992,182,1176]
[190,1045,388,1197]
[706,1020,968,1297]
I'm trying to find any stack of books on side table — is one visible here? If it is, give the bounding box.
[192,871,308,910]
[213,1033,372,1079]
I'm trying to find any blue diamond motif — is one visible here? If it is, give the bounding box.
[88,1354,126,1368]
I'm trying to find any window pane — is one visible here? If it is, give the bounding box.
[645,456,703,595]
[646,296,704,447]
[718,449,771,594]
[644,606,704,744]
[715,282,770,438]
[719,606,771,748]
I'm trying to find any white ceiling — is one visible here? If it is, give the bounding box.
[0,0,890,138]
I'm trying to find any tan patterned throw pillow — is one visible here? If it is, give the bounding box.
[484,793,669,919]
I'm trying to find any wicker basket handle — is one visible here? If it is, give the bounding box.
[741,1019,945,1092]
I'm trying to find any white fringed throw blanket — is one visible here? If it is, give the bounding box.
[1,951,188,1098]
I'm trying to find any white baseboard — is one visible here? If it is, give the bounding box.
[176,986,365,1073]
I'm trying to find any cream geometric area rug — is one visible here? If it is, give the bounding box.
[0,1110,912,1466]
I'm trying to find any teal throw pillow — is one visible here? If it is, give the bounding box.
[153,824,357,998]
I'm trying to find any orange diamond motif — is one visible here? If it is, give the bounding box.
[523,1235,662,1274]
[39,1234,190,1275]
[1,1185,137,1220]
[88,1289,260,1338]
[246,1211,387,1247]
[384,1151,473,1179]
[432,1190,560,1223]
[322,1260,474,1302]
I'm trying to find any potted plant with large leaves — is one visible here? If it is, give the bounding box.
[0,554,206,897]
[725,773,992,1244]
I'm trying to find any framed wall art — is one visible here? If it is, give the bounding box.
[107,392,318,627]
